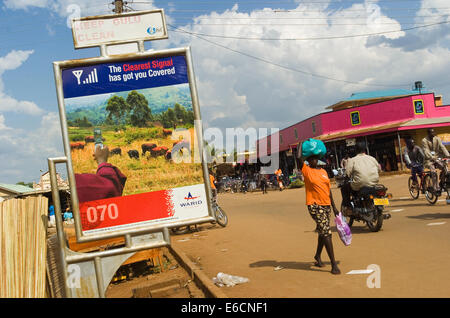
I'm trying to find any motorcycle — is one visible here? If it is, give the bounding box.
[334,168,392,232]
[171,194,228,234]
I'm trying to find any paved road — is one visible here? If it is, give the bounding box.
[172,174,450,298]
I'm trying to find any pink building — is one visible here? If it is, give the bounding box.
[258,87,450,174]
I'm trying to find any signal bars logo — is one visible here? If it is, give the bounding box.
[72,68,99,85]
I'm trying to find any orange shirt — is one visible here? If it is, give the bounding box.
[301,164,331,206]
[209,174,216,189]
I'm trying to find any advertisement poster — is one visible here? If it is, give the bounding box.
[61,53,209,234]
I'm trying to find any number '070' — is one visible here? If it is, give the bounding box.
[86,204,119,223]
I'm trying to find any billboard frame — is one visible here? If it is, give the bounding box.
[52,46,215,244]
[71,9,169,49]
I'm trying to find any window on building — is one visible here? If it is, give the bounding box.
[312,122,316,134]
[294,128,298,139]
[280,134,283,144]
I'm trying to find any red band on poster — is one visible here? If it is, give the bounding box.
[79,189,175,232]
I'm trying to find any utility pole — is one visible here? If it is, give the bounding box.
[113,0,124,14]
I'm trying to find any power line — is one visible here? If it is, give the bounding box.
[168,20,450,41]
[168,24,411,88]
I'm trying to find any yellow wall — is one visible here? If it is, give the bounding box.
[412,126,450,151]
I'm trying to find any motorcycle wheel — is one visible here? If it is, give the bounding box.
[408,176,420,200]
[214,206,228,227]
[340,203,354,227]
[424,174,438,205]
[366,207,383,232]
[171,226,191,235]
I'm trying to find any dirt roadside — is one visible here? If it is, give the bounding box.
[171,174,450,298]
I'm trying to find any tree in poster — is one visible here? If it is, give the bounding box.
[174,103,187,122]
[106,95,128,125]
[127,91,152,127]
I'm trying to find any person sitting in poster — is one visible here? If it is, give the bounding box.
[75,146,127,203]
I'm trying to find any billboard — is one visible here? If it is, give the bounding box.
[71,9,168,49]
[54,47,212,238]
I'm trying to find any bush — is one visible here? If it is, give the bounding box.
[70,134,85,142]
[123,127,164,144]
[288,180,305,189]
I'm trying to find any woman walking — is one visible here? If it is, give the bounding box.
[297,141,341,275]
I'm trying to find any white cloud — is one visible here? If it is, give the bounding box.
[4,0,156,17]
[0,112,63,183]
[0,50,35,75]
[3,0,49,10]
[0,114,11,130]
[0,50,60,183]
[0,50,44,115]
[152,1,450,134]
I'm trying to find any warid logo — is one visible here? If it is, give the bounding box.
[180,192,202,208]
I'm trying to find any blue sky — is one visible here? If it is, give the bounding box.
[0,0,450,183]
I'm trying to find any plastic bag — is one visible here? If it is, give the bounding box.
[301,138,327,158]
[212,272,249,287]
[334,212,352,246]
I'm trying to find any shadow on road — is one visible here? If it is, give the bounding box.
[389,198,414,202]
[407,213,450,220]
[390,202,442,208]
[249,260,340,273]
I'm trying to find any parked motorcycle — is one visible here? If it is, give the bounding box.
[334,168,392,232]
[171,195,228,234]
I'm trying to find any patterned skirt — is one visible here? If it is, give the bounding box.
[307,204,332,237]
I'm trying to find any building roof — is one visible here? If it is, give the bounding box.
[326,88,430,110]
[347,89,429,101]
[0,183,35,195]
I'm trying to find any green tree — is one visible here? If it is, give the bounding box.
[174,103,187,123]
[185,110,194,125]
[16,181,33,188]
[166,108,176,128]
[127,91,152,127]
[106,95,128,124]
[74,116,93,127]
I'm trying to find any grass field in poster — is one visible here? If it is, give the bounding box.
[65,83,203,197]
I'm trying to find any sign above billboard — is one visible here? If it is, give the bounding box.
[71,9,168,49]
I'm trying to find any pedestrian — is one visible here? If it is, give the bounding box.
[259,172,268,194]
[340,152,349,170]
[275,168,284,191]
[297,140,341,275]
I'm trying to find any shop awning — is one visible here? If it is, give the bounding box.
[317,116,450,142]
[316,120,410,142]
[397,116,450,129]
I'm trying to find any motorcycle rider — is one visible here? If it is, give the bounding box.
[403,137,425,185]
[340,139,381,216]
[422,128,449,193]
[209,168,217,201]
